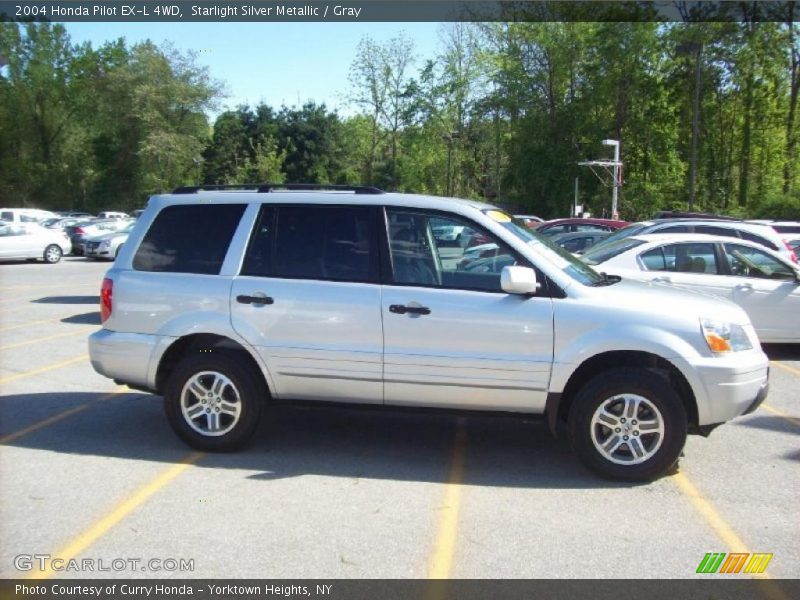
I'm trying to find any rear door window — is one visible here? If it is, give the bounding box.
[133,204,245,274]
[242,205,377,283]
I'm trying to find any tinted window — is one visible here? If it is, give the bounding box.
[0,211,12,221]
[659,225,689,233]
[242,205,376,283]
[696,225,736,237]
[739,230,779,251]
[133,204,245,274]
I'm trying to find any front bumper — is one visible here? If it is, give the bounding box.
[686,351,770,425]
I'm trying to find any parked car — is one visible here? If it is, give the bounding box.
[535,217,629,236]
[0,222,71,263]
[43,217,86,230]
[430,218,468,246]
[96,211,130,220]
[58,211,94,219]
[0,208,59,224]
[589,219,798,265]
[513,214,544,228]
[551,231,612,255]
[68,219,133,255]
[89,185,769,481]
[581,233,800,343]
[84,221,136,260]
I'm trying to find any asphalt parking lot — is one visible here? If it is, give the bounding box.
[0,257,798,580]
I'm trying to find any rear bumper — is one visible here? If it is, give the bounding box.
[89,329,160,391]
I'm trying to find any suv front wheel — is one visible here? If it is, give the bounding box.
[568,368,687,481]
[164,353,263,451]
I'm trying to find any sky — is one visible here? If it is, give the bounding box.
[64,22,444,116]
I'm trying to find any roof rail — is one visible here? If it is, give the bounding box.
[172,183,385,195]
[653,210,740,221]
[257,183,384,194]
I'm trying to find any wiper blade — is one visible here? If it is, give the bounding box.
[593,271,621,286]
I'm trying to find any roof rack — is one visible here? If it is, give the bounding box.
[172,183,385,195]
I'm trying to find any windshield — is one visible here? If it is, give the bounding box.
[581,237,647,265]
[483,210,605,286]
[589,222,650,252]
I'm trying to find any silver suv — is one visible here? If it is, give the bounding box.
[89,186,769,481]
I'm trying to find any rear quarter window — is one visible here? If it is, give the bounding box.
[133,204,245,274]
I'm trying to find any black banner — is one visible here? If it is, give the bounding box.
[0,1,797,23]
[2,579,800,600]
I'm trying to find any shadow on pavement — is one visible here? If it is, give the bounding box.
[32,295,99,304]
[61,311,101,325]
[737,414,799,436]
[0,391,631,490]
[762,344,800,361]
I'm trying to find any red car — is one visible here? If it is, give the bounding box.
[535,217,629,236]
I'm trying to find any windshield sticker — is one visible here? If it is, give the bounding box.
[486,210,512,223]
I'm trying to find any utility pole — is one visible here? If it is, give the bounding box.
[603,139,620,219]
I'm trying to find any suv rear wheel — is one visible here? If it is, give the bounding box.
[164,353,263,451]
[568,368,687,481]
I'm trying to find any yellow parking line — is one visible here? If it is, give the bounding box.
[0,318,56,333]
[672,472,749,553]
[0,328,92,351]
[428,419,467,579]
[0,387,128,445]
[770,361,800,378]
[672,472,793,598]
[26,451,204,579]
[760,404,800,429]
[0,354,88,385]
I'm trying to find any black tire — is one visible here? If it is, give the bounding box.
[164,353,264,452]
[43,244,62,264]
[568,368,687,481]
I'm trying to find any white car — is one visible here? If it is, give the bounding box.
[581,233,800,343]
[0,208,59,224]
[0,222,71,263]
[89,185,769,481]
[84,221,136,260]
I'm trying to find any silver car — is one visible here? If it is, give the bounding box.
[84,221,136,260]
[89,186,769,481]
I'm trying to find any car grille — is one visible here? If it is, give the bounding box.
[87,242,100,250]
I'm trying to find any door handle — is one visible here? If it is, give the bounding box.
[735,283,753,291]
[236,294,274,305]
[652,276,671,283]
[389,304,431,315]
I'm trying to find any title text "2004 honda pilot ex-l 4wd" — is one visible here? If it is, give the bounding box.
[89,185,770,481]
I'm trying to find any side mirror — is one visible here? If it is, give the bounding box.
[501,266,540,295]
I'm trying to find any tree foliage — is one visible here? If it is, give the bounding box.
[1,22,798,220]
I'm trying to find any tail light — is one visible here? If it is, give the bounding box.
[783,240,798,264]
[100,278,113,323]
[75,227,85,235]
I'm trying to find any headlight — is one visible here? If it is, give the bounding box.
[701,318,753,353]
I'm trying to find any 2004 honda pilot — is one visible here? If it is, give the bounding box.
[88,185,769,480]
